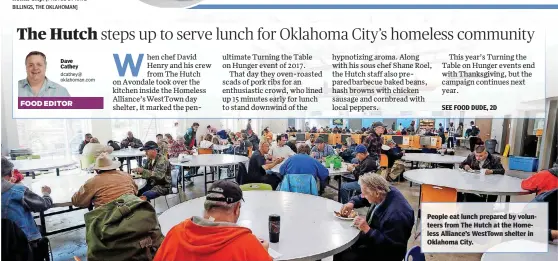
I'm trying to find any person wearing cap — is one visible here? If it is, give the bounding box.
[246,140,284,189]
[340,144,378,204]
[72,153,138,208]
[310,137,335,160]
[153,180,272,261]
[279,144,329,191]
[184,122,200,149]
[1,157,53,242]
[133,141,172,201]
[270,134,295,160]
[365,122,385,162]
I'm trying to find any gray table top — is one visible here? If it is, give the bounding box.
[158,191,360,261]
[271,161,351,176]
[110,149,145,158]
[481,240,557,261]
[402,154,466,164]
[403,169,530,196]
[11,159,77,172]
[170,154,249,167]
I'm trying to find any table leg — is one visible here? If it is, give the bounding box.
[39,211,47,236]
[56,168,60,176]
[505,195,510,202]
[127,158,131,173]
[180,167,185,190]
[337,177,342,202]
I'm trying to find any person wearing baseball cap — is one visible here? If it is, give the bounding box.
[364,121,386,161]
[154,180,272,261]
[133,141,171,201]
[339,144,379,204]
[310,137,335,161]
[270,134,295,160]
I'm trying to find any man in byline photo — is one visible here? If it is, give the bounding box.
[18,51,70,97]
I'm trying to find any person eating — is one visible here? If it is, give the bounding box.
[335,174,414,261]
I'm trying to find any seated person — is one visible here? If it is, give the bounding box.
[305,134,316,147]
[215,129,229,140]
[310,138,335,161]
[82,137,114,159]
[1,157,53,253]
[382,140,405,181]
[199,134,214,149]
[133,141,172,201]
[286,136,298,153]
[246,141,284,189]
[119,131,143,169]
[459,145,505,202]
[156,134,169,158]
[521,163,558,195]
[154,180,272,261]
[335,174,414,261]
[340,145,379,204]
[212,136,221,146]
[270,134,295,160]
[169,136,192,158]
[72,153,138,208]
[279,144,329,191]
[339,137,357,163]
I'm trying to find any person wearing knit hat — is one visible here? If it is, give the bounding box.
[72,153,138,209]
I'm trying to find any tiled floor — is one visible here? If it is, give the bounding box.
[34,148,534,261]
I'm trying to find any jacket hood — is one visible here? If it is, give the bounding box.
[1,179,15,193]
[176,216,253,254]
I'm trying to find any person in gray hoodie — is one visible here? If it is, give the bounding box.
[1,157,53,242]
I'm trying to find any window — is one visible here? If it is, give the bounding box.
[16,119,91,159]
[111,119,176,143]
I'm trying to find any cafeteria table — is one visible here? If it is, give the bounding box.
[158,191,360,261]
[11,158,77,179]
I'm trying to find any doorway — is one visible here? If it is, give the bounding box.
[474,119,492,142]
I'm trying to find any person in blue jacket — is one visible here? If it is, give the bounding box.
[279,144,329,191]
[334,174,414,261]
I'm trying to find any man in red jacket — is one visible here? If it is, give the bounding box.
[521,163,558,195]
[154,180,272,261]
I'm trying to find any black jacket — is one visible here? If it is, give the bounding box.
[353,155,378,180]
[459,153,505,174]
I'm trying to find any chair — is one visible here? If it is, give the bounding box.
[405,245,425,261]
[278,174,319,195]
[80,155,95,170]
[380,154,388,168]
[240,183,272,191]
[198,148,213,155]
[31,155,41,159]
[15,156,29,160]
[415,184,457,238]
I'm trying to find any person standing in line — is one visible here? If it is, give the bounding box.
[468,121,481,152]
[456,122,464,147]
[246,119,252,132]
[437,123,446,144]
[365,122,385,162]
[447,122,456,149]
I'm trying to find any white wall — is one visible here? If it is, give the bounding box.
[261,119,288,135]
[490,119,504,153]
[307,119,330,129]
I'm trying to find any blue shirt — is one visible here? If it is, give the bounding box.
[279,154,329,182]
[216,130,228,140]
[310,144,335,159]
[18,77,70,97]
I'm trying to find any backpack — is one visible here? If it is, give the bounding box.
[470,126,480,137]
[84,194,164,261]
[107,140,121,151]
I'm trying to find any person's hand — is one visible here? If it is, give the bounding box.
[353,216,371,233]
[41,186,51,195]
[341,202,354,216]
[463,165,471,171]
[274,158,284,164]
[347,164,354,172]
[551,230,558,240]
[259,238,270,250]
[485,169,493,175]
